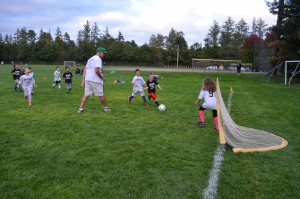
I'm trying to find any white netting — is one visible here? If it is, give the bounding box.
[216,79,288,153]
[64,61,76,67]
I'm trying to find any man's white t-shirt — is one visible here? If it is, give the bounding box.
[85,54,103,84]
[198,90,217,110]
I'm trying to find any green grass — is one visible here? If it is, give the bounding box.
[0,65,299,199]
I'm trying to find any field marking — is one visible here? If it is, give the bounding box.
[203,91,233,199]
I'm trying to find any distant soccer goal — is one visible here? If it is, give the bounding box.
[63,61,76,67]
[192,58,241,71]
[262,60,300,87]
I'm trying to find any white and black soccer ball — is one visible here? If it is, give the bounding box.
[158,104,166,111]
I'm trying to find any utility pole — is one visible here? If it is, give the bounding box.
[176,45,179,68]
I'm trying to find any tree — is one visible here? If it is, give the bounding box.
[101,27,115,47]
[91,22,101,44]
[256,18,268,38]
[266,0,300,64]
[219,16,236,59]
[148,33,165,63]
[189,42,203,59]
[81,20,91,42]
[204,20,221,58]
[165,28,188,65]
[240,34,262,70]
[117,31,124,42]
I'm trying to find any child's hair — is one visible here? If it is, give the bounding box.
[202,77,216,92]
[56,66,59,69]
[135,69,140,73]
[65,66,69,69]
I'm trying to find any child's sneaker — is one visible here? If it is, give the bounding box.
[77,108,84,113]
[198,121,205,128]
[128,96,132,102]
[144,102,149,106]
[104,107,111,112]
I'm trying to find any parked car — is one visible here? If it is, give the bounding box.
[206,66,218,70]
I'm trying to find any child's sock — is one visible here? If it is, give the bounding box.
[199,110,205,123]
[154,99,159,106]
[128,95,134,102]
[214,117,219,131]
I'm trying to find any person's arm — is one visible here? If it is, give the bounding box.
[81,67,86,87]
[17,77,22,88]
[195,98,202,105]
[95,67,105,81]
[157,83,162,89]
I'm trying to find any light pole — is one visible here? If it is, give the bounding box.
[176,45,179,68]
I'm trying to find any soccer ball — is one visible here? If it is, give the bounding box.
[158,104,166,111]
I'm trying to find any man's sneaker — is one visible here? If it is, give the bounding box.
[77,108,84,113]
[199,121,205,128]
[128,96,132,102]
[104,108,111,112]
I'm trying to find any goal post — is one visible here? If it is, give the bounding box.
[192,58,241,70]
[63,61,76,67]
[284,60,300,85]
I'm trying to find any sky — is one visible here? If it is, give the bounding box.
[0,0,277,46]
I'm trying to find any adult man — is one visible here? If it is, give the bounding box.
[236,62,242,76]
[78,47,111,113]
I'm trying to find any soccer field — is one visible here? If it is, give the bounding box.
[0,65,299,198]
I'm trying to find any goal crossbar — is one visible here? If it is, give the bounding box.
[192,58,241,63]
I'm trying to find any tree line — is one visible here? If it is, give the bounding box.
[0,0,298,69]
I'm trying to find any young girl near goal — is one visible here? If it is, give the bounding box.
[195,77,219,131]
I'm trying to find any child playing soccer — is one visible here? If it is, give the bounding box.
[17,67,35,106]
[11,64,22,91]
[62,66,73,93]
[146,74,162,106]
[128,69,148,106]
[195,77,219,131]
[28,67,37,95]
[52,66,61,89]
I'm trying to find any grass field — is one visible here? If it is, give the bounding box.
[0,65,299,199]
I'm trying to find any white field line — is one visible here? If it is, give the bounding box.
[203,91,233,199]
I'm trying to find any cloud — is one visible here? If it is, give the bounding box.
[0,0,276,46]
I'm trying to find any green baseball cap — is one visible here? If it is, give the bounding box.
[97,47,108,53]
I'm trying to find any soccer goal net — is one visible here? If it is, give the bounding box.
[64,61,76,67]
[216,79,288,153]
[262,60,300,87]
[192,58,241,71]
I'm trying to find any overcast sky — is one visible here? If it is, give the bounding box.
[0,0,276,46]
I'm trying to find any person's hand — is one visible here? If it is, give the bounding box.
[102,77,106,82]
[195,100,199,105]
[81,81,85,87]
